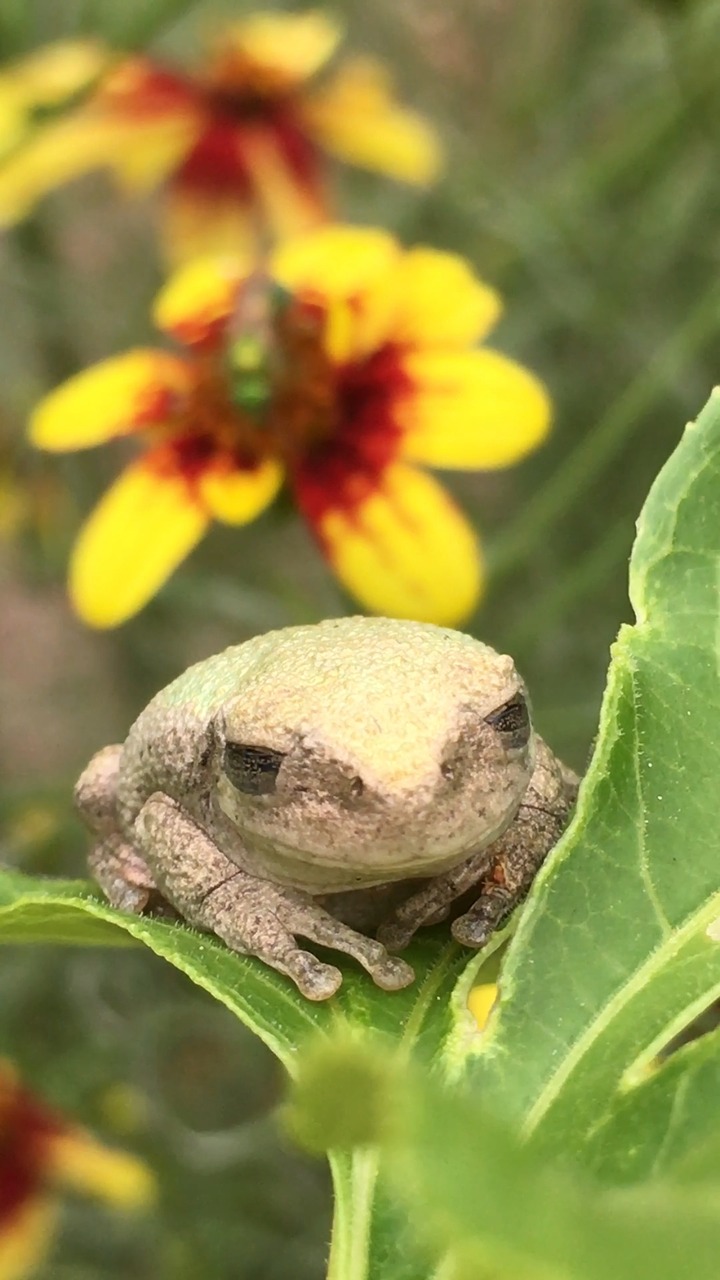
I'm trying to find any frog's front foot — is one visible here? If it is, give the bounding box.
[379,777,577,953]
[377,847,494,952]
[134,794,415,1001]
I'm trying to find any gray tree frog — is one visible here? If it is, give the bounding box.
[76,617,578,1000]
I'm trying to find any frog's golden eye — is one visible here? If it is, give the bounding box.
[484,694,531,752]
[223,743,286,795]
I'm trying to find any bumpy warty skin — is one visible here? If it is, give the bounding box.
[115,616,536,893]
[78,616,579,1000]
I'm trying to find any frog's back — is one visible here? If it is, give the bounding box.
[152,631,281,719]
[148,616,489,722]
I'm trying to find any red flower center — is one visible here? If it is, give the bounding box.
[163,279,411,515]
[293,344,410,528]
[0,1077,62,1226]
[105,56,323,205]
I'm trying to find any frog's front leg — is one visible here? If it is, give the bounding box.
[451,794,570,948]
[134,793,415,1001]
[378,740,579,952]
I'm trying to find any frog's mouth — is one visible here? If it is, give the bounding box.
[220,808,520,894]
[244,840,465,892]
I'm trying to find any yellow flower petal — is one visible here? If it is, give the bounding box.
[0,95,26,160]
[70,457,208,627]
[316,462,482,625]
[30,351,190,452]
[199,457,283,524]
[161,187,256,268]
[0,40,107,162]
[0,112,134,223]
[154,254,251,343]
[392,249,502,347]
[229,10,341,85]
[3,40,106,109]
[47,1130,155,1209]
[0,1196,57,1280]
[0,53,197,220]
[467,982,498,1031]
[398,349,551,470]
[241,130,326,240]
[271,225,401,363]
[78,59,201,194]
[305,57,441,185]
[0,42,102,158]
[109,115,200,194]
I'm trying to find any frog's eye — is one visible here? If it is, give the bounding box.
[223,743,286,796]
[484,694,531,752]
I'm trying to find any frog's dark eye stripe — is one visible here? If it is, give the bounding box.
[223,743,286,795]
[485,694,531,751]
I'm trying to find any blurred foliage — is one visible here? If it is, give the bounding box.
[4,0,720,1276]
[288,1035,720,1280]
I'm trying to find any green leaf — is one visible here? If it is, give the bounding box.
[0,869,322,1066]
[0,867,492,1073]
[470,387,720,1167]
[291,1041,720,1280]
[401,1066,720,1280]
[581,1027,720,1183]
[0,866,497,1278]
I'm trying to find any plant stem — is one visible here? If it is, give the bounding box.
[327,1149,380,1280]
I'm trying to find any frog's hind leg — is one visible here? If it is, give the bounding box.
[76,744,166,915]
[88,834,160,914]
[75,743,127,835]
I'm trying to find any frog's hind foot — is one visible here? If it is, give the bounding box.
[88,834,173,916]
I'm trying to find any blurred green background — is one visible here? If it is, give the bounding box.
[3,0,720,1274]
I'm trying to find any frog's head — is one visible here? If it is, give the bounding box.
[210,618,536,893]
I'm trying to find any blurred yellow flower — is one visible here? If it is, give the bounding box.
[0,14,440,261]
[5,803,59,853]
[0,1060,154,1280]
[30,225,551,629]
[0,40,105,161]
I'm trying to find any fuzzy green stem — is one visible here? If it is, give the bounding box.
[327,1150,380,1280]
